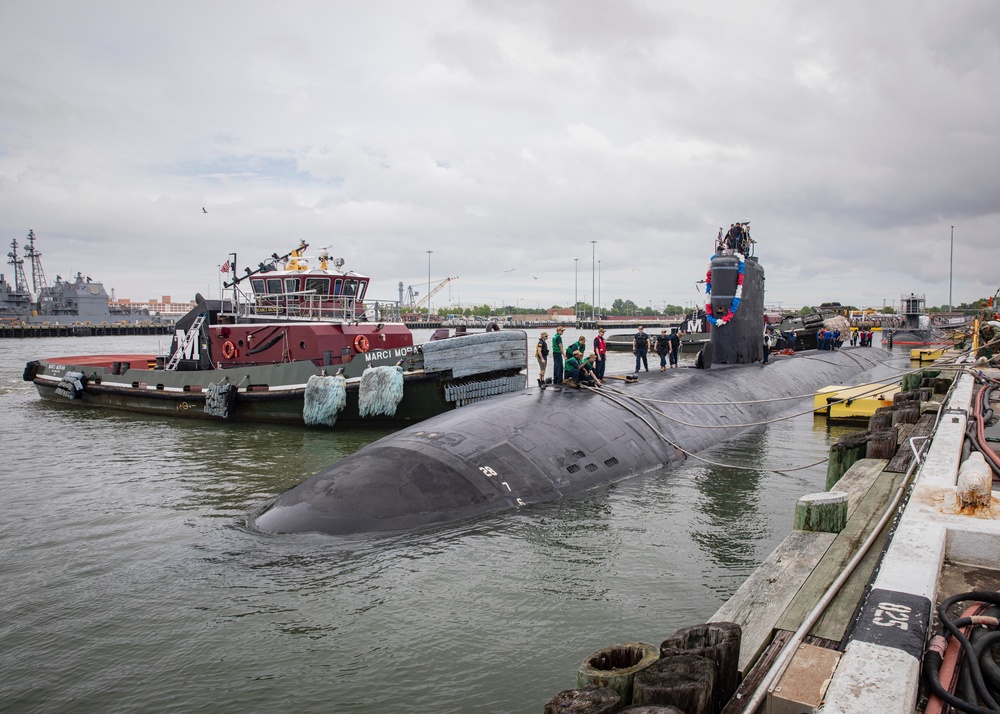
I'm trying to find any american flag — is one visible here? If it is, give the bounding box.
[220,259,231,274]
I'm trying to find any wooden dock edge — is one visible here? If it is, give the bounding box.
[709,530,836,676]
[708,456,891,677]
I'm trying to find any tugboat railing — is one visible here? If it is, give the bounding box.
[223,287,403,323]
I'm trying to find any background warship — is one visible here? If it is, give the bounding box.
[1,230,147,324]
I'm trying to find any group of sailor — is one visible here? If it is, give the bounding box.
[717,223,753,255]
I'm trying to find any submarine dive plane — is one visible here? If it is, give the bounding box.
[255,233,889,535]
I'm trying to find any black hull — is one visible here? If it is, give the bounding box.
[31,374,456,427]
[256,347,889,535]
[27,331,529,427]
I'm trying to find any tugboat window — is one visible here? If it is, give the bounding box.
[266,278,282,294]
[285,278,299,294]
[332,279,343,296]
[250,278,265,294]
[305,278,330,296]
[355,281,367,301]
[342,280,357,297]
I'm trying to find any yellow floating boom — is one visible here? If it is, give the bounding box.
[910,348,945,362]
[814,383,901,420]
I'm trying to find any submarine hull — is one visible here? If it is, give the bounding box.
[255,347,889,535]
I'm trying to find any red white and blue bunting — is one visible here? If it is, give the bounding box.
[705,253,745,326]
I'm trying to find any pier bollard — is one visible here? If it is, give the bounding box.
[543,686,621,714]
[865,428,898,459]
[957,452,992,510]
[794,491,848,533]
[658,622,741,713]
[901,373,923,392]
[868,412,892,431]
[577,643,659,705]
[826,432,869,490]
[631,654,715,713]
[892,406,920,426]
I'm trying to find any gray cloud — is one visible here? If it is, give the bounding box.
[1,0,997,312]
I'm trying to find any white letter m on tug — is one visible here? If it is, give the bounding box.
[174,328,200,359]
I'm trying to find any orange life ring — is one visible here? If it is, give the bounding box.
[353,335,370,353]
[222,340,238,359]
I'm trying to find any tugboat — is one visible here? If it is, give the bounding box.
[24,241,527,426]
[884,293,953,347]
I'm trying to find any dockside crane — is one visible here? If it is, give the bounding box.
[404,277,458,309]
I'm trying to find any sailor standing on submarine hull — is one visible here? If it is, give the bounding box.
[552,327,565,384]
[593,328,607,380]
[655,329,670,371]
[633,325,649,372]
[535,332,549,387]
[668,329,680,368]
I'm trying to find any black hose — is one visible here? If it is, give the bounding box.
[925,648,999,714]
[966,424,1000,478]
[976,631,1000,693]
[932,592,1000,712]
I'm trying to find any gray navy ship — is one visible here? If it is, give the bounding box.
[2,230,147,324]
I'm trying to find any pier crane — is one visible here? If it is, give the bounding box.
[402,277,458,309]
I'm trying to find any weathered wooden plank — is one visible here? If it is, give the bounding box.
[774,469,906,642]
[886,413,937,473]
[806,498,899,643]
[421,332,528,378]
[826,458,888,516]
[710,531,836,675]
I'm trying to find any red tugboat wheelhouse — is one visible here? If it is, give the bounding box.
[24,241,527,426]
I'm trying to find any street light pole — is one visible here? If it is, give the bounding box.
[590,240,597,321]
[426,250,433,318]
[598,260,601,317]
[949,225,954,312]
[574,258,579,321]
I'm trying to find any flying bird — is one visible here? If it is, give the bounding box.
[504,268,515,273]
[202,207,207,213]
[532,276,539,279]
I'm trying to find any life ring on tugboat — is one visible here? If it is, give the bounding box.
[353,335,370,353]
[222,340,238,359]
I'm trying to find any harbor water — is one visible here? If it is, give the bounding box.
[1,329,904,713]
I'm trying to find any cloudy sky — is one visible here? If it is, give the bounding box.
[1,1,998,314]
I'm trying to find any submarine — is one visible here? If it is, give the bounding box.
[256,238,889,536]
